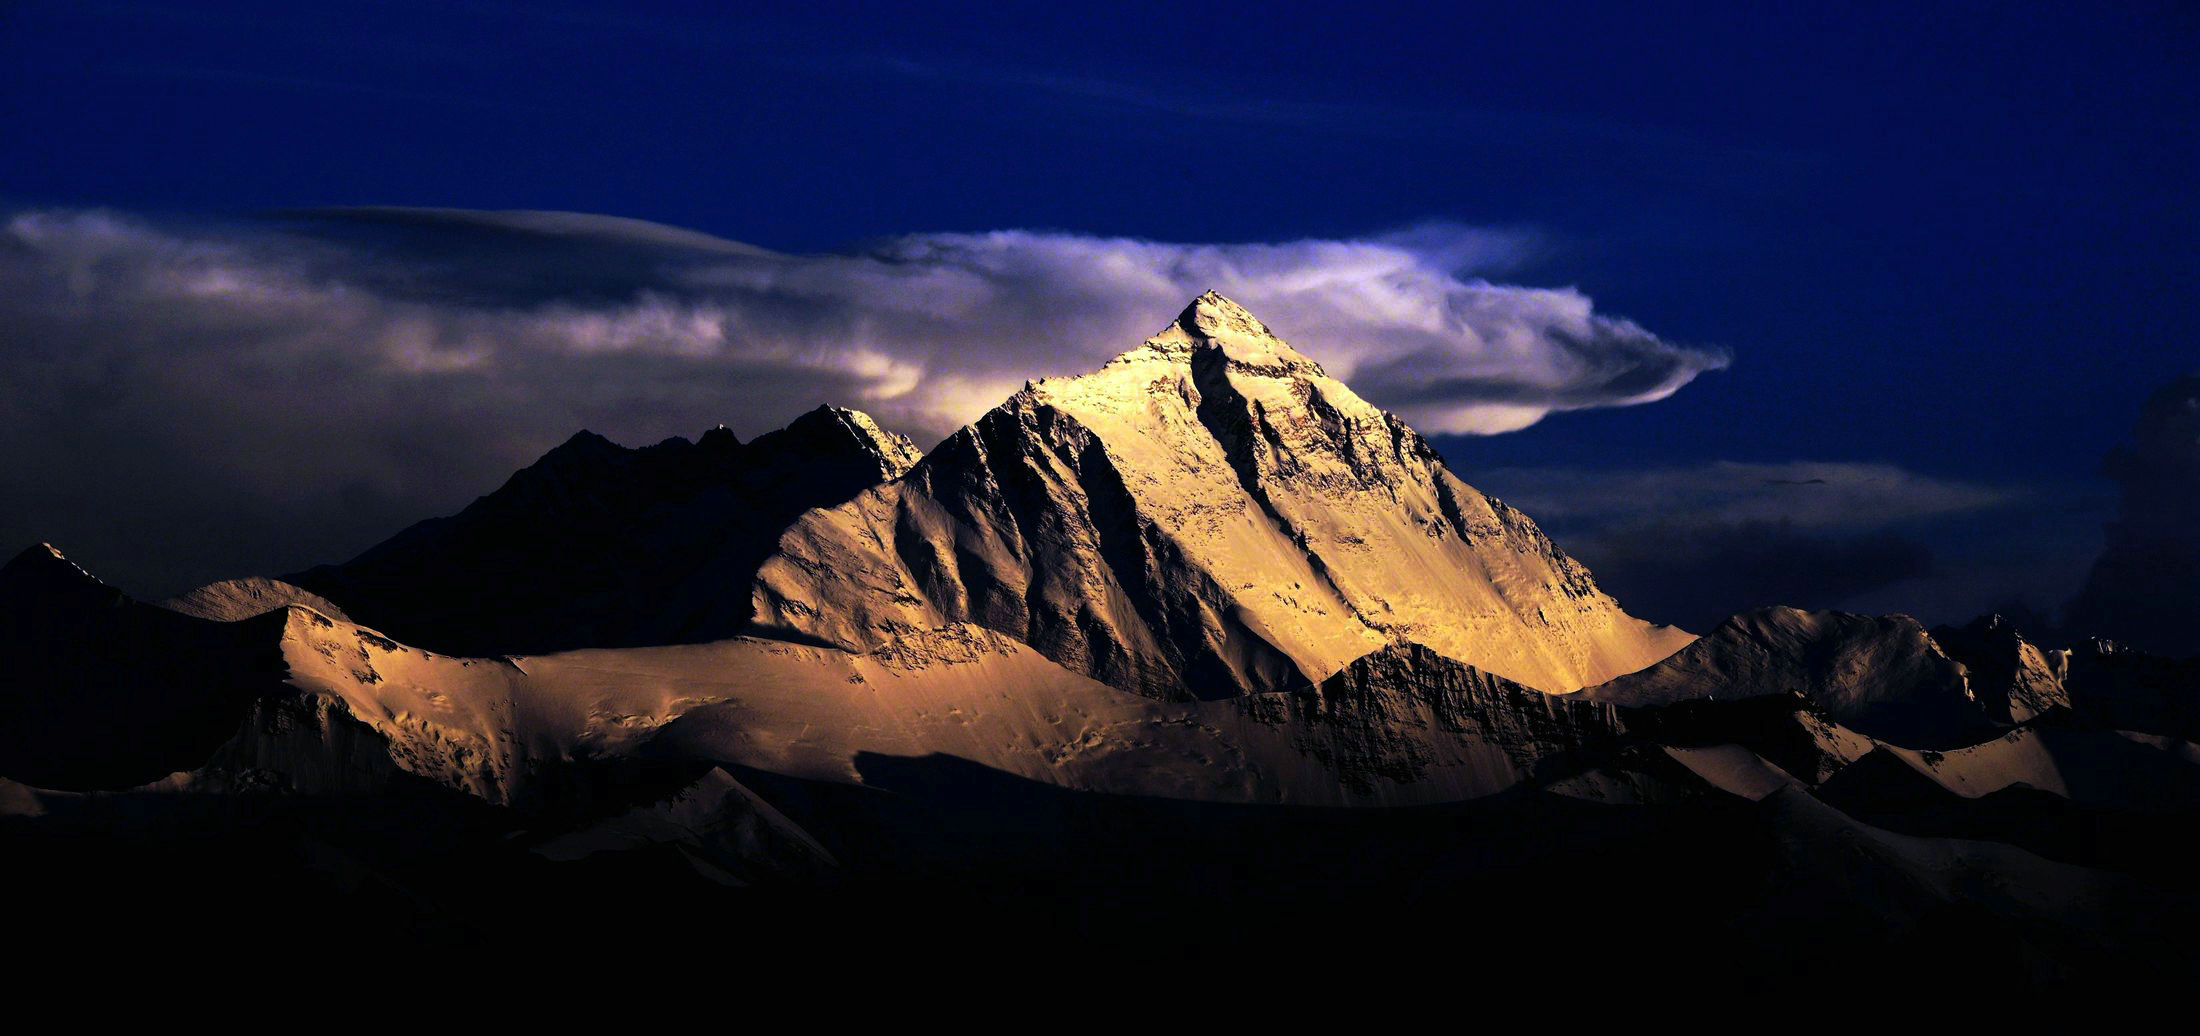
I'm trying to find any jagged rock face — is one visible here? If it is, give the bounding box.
[289,405,920,657]
[1929,614,2070,725]
[1584,606,1993,750]
[751,292,1690,699]
[1262,641,1623,793]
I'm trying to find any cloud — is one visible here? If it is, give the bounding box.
[1572,521,1938,633]
[1476,461,2013,532]
[2064,373,2200,655]
[1470,461,2020,630]
[0,205,1721,594]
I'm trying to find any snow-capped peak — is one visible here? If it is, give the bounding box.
[1108,290,1323,375]
[752,293,1692,700]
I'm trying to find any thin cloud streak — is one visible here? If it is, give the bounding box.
[1477,461,2014,533]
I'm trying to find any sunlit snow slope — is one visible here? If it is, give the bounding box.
[753,292,1691,698]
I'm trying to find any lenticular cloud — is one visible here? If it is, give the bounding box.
[0,205,1725,592]
[2,206,1724,442]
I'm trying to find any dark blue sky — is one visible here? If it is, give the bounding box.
[2,0,2194,625]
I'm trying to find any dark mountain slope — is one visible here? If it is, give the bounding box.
[0,544,287,789]
[288,406,921,656]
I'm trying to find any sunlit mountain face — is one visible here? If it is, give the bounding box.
[2,2,2195,996]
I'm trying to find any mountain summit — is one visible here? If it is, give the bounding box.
[1144,289,1321,371]
[753,293,1692,698]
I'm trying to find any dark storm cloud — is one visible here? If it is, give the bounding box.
[0,206,1724,595]
[1570,520,1937,634]
[2064,373,2200,656]
[1473,461,2019,630]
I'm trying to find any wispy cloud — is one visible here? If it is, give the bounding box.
[1478,461,2015,534]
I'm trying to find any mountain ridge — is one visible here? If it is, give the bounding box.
[285,404,922,656]
[7,535,2199,977]
[752,292,1691,699]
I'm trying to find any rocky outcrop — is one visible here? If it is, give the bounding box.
[1261,641,1622,793]
[1930,613,2070,724]
[751,292,1690,699]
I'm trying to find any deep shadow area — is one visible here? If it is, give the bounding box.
[0,547,293,788]
[11,748,2193,995]
[1817,745,2200,885]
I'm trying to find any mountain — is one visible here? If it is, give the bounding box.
[287,405,921,657]
[2060,637,2200,740]
[1930,613,2070,725]
[41,535,2194,833]
[0,545,298,789]
[0,544,1648,811]
[9,540,2198,982]
[157,576,352,622]
[751,292,1691,700]
[1582,606,1994,749]
[6,292,2199,982]
[277,292,1683,699]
